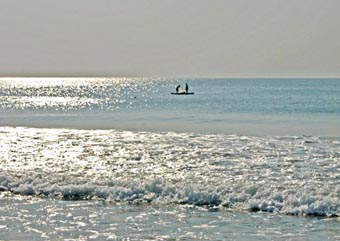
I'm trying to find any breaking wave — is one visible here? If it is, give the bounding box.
[1,127,339,217]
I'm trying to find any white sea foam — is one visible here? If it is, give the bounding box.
[0,127,339,217]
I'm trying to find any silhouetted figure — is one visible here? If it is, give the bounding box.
[176,85,181,93]
[185,83,189,93]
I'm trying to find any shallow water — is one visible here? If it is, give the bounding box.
[1,193,339,241]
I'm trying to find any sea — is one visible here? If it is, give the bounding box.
[0,78,339,240]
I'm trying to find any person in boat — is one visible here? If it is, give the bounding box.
[176,85,181,93]
[185,83,189,93]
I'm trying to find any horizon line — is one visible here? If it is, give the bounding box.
[1,76,340,79]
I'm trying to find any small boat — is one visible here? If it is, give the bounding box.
[173,83,193,95]
[171,92,194,95]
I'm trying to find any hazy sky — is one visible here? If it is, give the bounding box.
[1,0,340,77]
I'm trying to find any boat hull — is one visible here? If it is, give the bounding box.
[171,92,194,95]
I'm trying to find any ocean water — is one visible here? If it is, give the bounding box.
[0,78,340,240]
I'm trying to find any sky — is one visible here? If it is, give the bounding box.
[0,0,340,78]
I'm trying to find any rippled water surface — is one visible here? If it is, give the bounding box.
[0,127,340,240]
[1,78,339,114]
[1,78,340,135]
[1,78,340,240]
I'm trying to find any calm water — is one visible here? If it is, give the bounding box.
[0,78,340,240]
[1,78,340,135]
